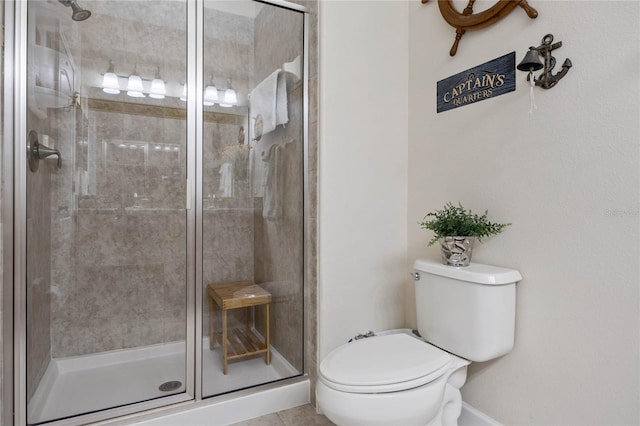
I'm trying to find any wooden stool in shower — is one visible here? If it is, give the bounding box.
[207,281,272,375]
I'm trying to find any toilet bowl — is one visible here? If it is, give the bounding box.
[317,331,469,426]
[316,259,522,426]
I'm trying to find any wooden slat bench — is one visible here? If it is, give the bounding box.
[207,281,271,374]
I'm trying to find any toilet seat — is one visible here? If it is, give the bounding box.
[319,333,452,393]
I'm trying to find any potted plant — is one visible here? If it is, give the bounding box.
[419,202,510,267]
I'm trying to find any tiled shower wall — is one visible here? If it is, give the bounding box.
[48,3,257,358]
[200,4,256,340]
[49,2,191,357]
[252,4,305,373]
[24,116,54,400]
[51,109,190,357]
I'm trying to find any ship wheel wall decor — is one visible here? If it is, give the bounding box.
[423,0,539,56]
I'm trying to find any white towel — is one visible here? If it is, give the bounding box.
[261,144,281,219]
[219,163,234,198]
[250,69,289,141]
[276,70,288,127]
[250,70,280,137]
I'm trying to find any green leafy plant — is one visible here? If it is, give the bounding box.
[419,202,510,246]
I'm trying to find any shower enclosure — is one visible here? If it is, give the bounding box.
[4,0,308,424]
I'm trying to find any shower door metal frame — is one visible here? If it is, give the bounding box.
[8,1,29,423]
[3,0,310,424]
[2,1,18,425]
[193,0,205,402]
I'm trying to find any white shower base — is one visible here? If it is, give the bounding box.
[28,338,300,424]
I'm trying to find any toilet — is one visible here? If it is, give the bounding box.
[316,258,522,426]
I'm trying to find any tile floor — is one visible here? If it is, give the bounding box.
[230,404,335,426]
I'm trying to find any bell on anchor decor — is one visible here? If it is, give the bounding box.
[517,48,544,113]
[517,33,572,112]
[517,48,544,74]
[517,33,572,89]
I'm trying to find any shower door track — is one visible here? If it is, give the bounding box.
[1,0,310,424]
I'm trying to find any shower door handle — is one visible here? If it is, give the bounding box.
[27,130,62,172]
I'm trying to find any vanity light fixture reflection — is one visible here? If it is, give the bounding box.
[180,83,187,102]
[149,67,166,99]
[127,66,145,98]
[220,79,237,107]
[102,60,120,94]
[203,75,219,106]
[99,62,240,103]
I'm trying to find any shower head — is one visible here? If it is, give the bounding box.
[58,0,92,21]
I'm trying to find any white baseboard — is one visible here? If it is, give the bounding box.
[459,402,501,426]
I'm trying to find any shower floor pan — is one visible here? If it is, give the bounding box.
[28,338,298,424]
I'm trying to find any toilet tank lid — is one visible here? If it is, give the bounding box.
[414,258,522,285]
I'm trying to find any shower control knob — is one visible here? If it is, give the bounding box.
[27,130,62,172]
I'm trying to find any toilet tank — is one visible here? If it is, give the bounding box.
[414,259,522,362]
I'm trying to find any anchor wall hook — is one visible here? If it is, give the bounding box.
[517,34,572,89]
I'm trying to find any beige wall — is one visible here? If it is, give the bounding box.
[318,0,639,423]
[407,1,639,424]
[318,0,409,359]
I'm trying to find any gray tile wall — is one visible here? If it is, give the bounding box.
[47,0,191,358]
[51,111,191,356]
[252,4,306,372]
[25,115,58,401]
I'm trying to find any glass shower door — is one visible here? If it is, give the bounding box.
[24,1,190,423]
[201,0,305,396]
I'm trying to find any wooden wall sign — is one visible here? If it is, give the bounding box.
[437,52,515,113]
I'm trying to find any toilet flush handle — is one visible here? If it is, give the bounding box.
[410,272,420,281]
